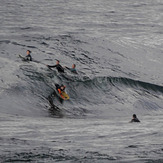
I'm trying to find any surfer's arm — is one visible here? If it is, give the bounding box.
[47,64,57,68]
[65,67,77,73]
[57,89,65,99]
[23,56,29,61]
[65,66,70,70]
[57,89,61,94]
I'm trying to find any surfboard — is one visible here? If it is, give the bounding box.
[60,91,70,100]
[56,90,69,100]
[54,87,69,100]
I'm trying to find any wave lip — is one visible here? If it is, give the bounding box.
[108,76,163,93]
[81,75,163,94]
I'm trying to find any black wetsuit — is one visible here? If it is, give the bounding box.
[25,54,32,61]
[130,118,140,122]
[55,84,60,90]
[48,64,64,73]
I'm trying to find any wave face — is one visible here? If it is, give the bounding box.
[0,31,163,118]
[1,0,163,162]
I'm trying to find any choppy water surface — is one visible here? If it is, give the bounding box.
[0,0,163,162]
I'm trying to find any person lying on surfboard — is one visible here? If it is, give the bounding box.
[55,84,67,100]
[25,50,32,61]
[65,64,77,74]
[130,114,140,123]
[47,60,64,73]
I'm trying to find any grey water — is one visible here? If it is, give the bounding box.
[0,0,163,162]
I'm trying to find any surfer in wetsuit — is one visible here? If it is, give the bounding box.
[47,60,64,73]
[47,84,66,106]
[55,84,66,99]
[130,114,140,123]
[65,64,77,74]
[25,50,32,61]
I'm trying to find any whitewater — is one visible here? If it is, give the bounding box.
[0,0,163,162]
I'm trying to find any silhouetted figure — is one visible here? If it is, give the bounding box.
[130,114,140,123]
[47,60,64,73]
[25,50,32,61]
[65,64,77,74]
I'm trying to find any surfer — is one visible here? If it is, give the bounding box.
[55,84,66,99]
[47,60,64,73]
[65,64,77,74]
[25,50,32,61]
[130,114,140,123]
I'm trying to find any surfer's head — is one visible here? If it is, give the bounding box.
[72,64,76,69]
[56,60,60,65]
[60,84,66,91]
[133,114,137,119]
[26,50,31,55]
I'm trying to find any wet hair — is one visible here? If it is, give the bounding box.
[133,114,137,118]
[60,84,65,88]
[27,50,31,53]
[73,64,76,68]
[60,84,65,90]
[55,59,60,63]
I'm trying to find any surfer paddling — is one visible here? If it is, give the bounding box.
[25,50,32,61]
[65,64,77,74]
[130,114,140,123]
[19,50,32,61]
[47,60,64,73]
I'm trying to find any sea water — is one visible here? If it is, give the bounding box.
[0,0,163,162]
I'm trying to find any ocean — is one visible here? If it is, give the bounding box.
[0,0,163,162]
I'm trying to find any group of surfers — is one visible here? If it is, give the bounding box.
[25,50,77,73]
[24,50,76,100]
[23,50,141,122]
